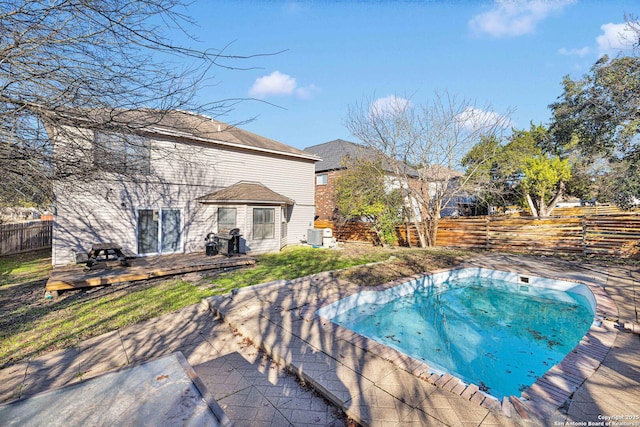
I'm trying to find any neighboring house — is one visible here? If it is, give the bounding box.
[419,164,477,217]
[46,109,318,266]
[304,139,477,221]
[554,196,582,209]
[304,139,417,220]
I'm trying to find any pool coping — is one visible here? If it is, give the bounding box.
[206,260,620,424]
[306,266,619,420]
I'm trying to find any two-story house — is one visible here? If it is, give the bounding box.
[304,139,478,222]
[46,109,318,265]
[304,139,419,220]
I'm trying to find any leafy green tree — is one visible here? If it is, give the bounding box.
[549,55,640,207]
[463,124,572,217]
[598,159,640,210]
[550,55,640,158]
[461,135,518,209]
[520,155,571,217]
[334,158,404,246]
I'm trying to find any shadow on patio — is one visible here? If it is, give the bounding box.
[205,254,640,426]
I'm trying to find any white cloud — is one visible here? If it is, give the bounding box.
[557,22,635,60]
[558,46,592,57]
[370,95,411,118]
[248,71,319,99]
[596,22,636,56]
[456,107,512,132]
[469,0,576,38]
[249,71,296,98]
[295,84,320,100]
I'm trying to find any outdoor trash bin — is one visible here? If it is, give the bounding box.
[217,228,241,256]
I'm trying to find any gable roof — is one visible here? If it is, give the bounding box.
[197,181,294,205]
[303,139,364,172]
[303,139,418,177]
[45,108,319,162]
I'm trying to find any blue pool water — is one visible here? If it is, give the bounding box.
[320,270,595,399]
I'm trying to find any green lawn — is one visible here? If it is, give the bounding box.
[207,245,394,293]
[0,245,470,368]
[0,249,52,287]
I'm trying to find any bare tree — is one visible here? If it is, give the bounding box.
[625,13,640,51]
[0,0,268,207]
[345,92,511,247]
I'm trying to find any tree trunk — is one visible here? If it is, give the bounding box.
[406,193,427,247]
[425,203,443,246]
[429,217,439,246]
[525,193,539,217]
[541,182,565,217]
[538,195,547,217]
[526,182,566,218]
[370,225,383,246]
[414,220,428,248]
[422,220,433,247]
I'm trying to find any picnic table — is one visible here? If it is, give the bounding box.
[86,243,129,267]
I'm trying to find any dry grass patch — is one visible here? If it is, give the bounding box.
[337,247,475,287]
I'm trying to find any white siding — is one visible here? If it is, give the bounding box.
[52,130,315,265]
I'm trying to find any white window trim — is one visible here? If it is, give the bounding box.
[316,174,328,185]
[135,207,184,256]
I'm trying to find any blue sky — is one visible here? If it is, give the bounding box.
[179,1,638,150]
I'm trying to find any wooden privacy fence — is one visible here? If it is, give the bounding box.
[0,220,53,256]
[315,214,640,258]
[314,220,377,243]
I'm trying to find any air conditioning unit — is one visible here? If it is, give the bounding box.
[307,229,323,246]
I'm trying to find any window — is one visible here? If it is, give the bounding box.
[218,207,237,232]
[253,208,274,240]
[94,131,150,175]
[316,174,328,185]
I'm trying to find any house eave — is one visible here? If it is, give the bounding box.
[198,199,294,206]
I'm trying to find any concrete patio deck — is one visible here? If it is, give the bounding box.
[0,303,347,426]
[0,352,233,427]
[1,253,638,426]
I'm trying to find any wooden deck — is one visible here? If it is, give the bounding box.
[45,252,256,292]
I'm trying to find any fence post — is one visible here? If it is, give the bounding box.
[581,216,587,256]
[485,217,490,250]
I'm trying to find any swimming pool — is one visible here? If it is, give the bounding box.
[316,268,596,400]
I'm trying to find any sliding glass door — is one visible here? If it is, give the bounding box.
[161,209,182,253]
[138,209,159,254]
[137,209,182,255]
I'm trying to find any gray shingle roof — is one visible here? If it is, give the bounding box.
[303,139,368,172]
[48,108,319,161]
[197,181,294,205]
[303,139,418,177]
